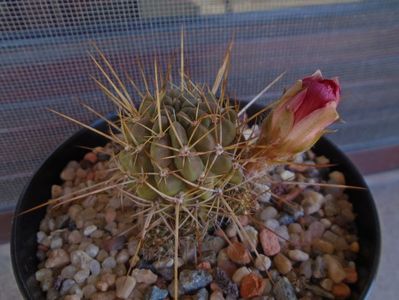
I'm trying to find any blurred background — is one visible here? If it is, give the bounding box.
[0,0,398,298]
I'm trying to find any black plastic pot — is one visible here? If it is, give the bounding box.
[11,105,380,299]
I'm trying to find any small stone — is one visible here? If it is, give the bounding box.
[85,244,100,258]
[214,268,239,298]
[344,267,358,283]
[217,253,237,278]
[264,219,280,230]
[102,256,117,269]
[275,225,290,242]
[101,273,116,287]
[89,259,101,276]
[105,208,117,223]
[45,249,70,268]
[83,225,98,236]
[51,185,63,198]
[273,277,297,300]
[324,254,346,283]
[308,221,326,239]
[225,224,237,238]
[273,254,292,275]
[68,230,82,244]
[90,291,116,300]
[116,249,130,264]
[50,236,63,249]
[278,214,296,225]
[313,256,327,279]
[61,168,75,181]
[238,215,249,226]
[288,250,309,262]
[260,206,278,221]
[60,265,77,279]
[84,152,98,163]
[288,223,302,234]
[232,267,251,284]
[242,225,258,250]
[70,250,92,269]
[259,229,280,256]
[240,273,263,298]
[96,280,109,292]
[312,239,334,254]
[35,268,52,282]
[320,218,332,228]
[179,269,213,294]
[82,284,97,298]
[280,170,295,181]
[299,260,313,279]
[262,278,272,295]
[321,278,334,291]
[332,283,351,299]
[74,268,90,284]
[227,242,251,265]
[210,291,224,300]
[60,278,75,295]
[302,190,324,215]
[115,276,136,299]
[97,249,108,262]
[349,241,360,253]
[202,236,226,253]
[66,292,82,300]
[322,231,339,247]
[255,255,271,271]
[132,268,158,284]
[193,288,209,300]
[146,286,169,300]
[103,236,126,252]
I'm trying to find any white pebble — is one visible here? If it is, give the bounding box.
[264,219,279,230]
[260,206,278,221]
[275,225,290,242]
[83,225,98,236]
[35,268,52,282]
[50,236,63,249]
[36,231,47,244]
[302,190,324,215]
[280,170,295,181]
[232,266,251,284]
[132,268,158,284]
[288,250,309,262]
[255,254,271,271]
[242,225,259,250]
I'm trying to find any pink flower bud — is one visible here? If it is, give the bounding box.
[250,70,341,169]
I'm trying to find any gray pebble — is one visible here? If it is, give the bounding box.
[102,256,117,269]
[85,244,100,258]
[146,286,169,300]
[89,259,101,276]
[273,277,297,300]
[180,269,213,294]
[60,278,75,295]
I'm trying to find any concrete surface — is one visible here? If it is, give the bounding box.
[1,169,399,299]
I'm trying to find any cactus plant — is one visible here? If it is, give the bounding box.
[46,36,341,299]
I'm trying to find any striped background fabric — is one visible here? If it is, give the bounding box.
[1,0,399,209]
